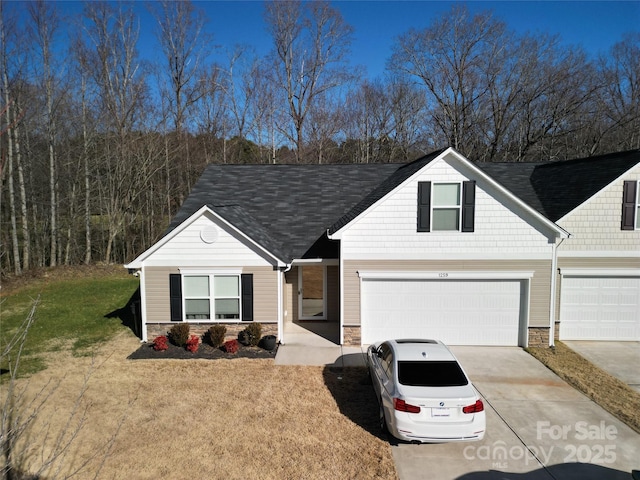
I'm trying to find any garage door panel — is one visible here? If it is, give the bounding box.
[361,279,523,346]
[560,276,640,341]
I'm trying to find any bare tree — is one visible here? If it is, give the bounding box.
[150,0,209,201]
[390,6,506,156]
[81,2,149,262]
[265,0,354,162]
[150,0,208,135]
[28,1,64,267]
[588,33,640,153]
[246,59,281,163]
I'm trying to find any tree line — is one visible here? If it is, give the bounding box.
[1,1,638,276]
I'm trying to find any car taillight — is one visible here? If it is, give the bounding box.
[462,399,484,414]
[393,398,421,413]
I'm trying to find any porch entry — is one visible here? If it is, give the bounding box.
[282,264,340,346]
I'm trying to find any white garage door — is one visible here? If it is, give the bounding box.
[560,276,640,341]
[361,279,525,346]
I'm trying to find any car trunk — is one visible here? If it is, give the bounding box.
[398,385,478,424]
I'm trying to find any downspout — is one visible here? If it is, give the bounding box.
[549,237,566,348]
[279,263,293,345]
[139,267,147,343]
[326,228,344,346]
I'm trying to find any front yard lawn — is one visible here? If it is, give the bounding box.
[2,266,397,479]
[12,333,397,479]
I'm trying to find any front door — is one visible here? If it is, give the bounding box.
[299,265,326,320]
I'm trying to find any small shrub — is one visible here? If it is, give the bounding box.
[223,339,239,354]
[153,335,169,351]
[168,323,190,347]
[186,335,200,353]
[239,323,262,347]
[207,324,227,348]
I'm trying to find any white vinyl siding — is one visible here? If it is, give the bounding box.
[558,165,640,253]
[339,158,554,260]
[142,212,275,267]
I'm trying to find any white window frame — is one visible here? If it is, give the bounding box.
[180,269,242,322]
[432,182,462,232]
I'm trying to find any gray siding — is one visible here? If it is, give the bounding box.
[143,266,278,324]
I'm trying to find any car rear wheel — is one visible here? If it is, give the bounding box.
[379,401,388,434]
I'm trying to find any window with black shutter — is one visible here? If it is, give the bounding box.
[461,180,476,233]
[241,274,254,321]
[169,272,253,321]
[621,180,638,230]
[169,274,182,321]
[417,182,431,232]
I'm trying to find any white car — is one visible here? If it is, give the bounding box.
[367,339,486,443]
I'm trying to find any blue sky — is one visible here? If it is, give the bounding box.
[200,1,639,78]
[30,1,640,79]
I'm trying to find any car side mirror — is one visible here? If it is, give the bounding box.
[375,347,383,358]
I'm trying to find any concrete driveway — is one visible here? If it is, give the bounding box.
[391,347,640,480]
[563,341,640,394]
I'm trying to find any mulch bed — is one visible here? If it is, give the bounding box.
[128,341,278,360]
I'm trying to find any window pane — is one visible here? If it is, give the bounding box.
[398,361,469,387]
[433,184,460,206]
[215,276,239,297]
[185,299,210,319]
[215,299,240,319]
[184,276,209,296]
[433,209,460,230]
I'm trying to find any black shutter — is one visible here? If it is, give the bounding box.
[417,181,431,232]
[461,180,476,233]
[169,274,182,321]
[621,180,637,230]
[241,274,254,322]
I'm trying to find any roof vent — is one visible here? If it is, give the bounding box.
[200,226,219,244]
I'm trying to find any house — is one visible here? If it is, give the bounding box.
[124,148,640,347]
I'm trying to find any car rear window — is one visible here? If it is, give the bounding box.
[397,361,469,387]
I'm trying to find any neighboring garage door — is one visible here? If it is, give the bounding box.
[360,278,526,346]
[559,275,640,341]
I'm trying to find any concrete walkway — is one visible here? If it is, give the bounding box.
[563,341,640,394]
[274,330,367,367]
[275,321,367,367]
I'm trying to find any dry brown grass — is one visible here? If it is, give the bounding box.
[13,331,397,480]
[527,341,640,434]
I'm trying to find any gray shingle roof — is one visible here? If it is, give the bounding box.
[167,148,640,263]
[165,162,403,262]
[475,149,640,221]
